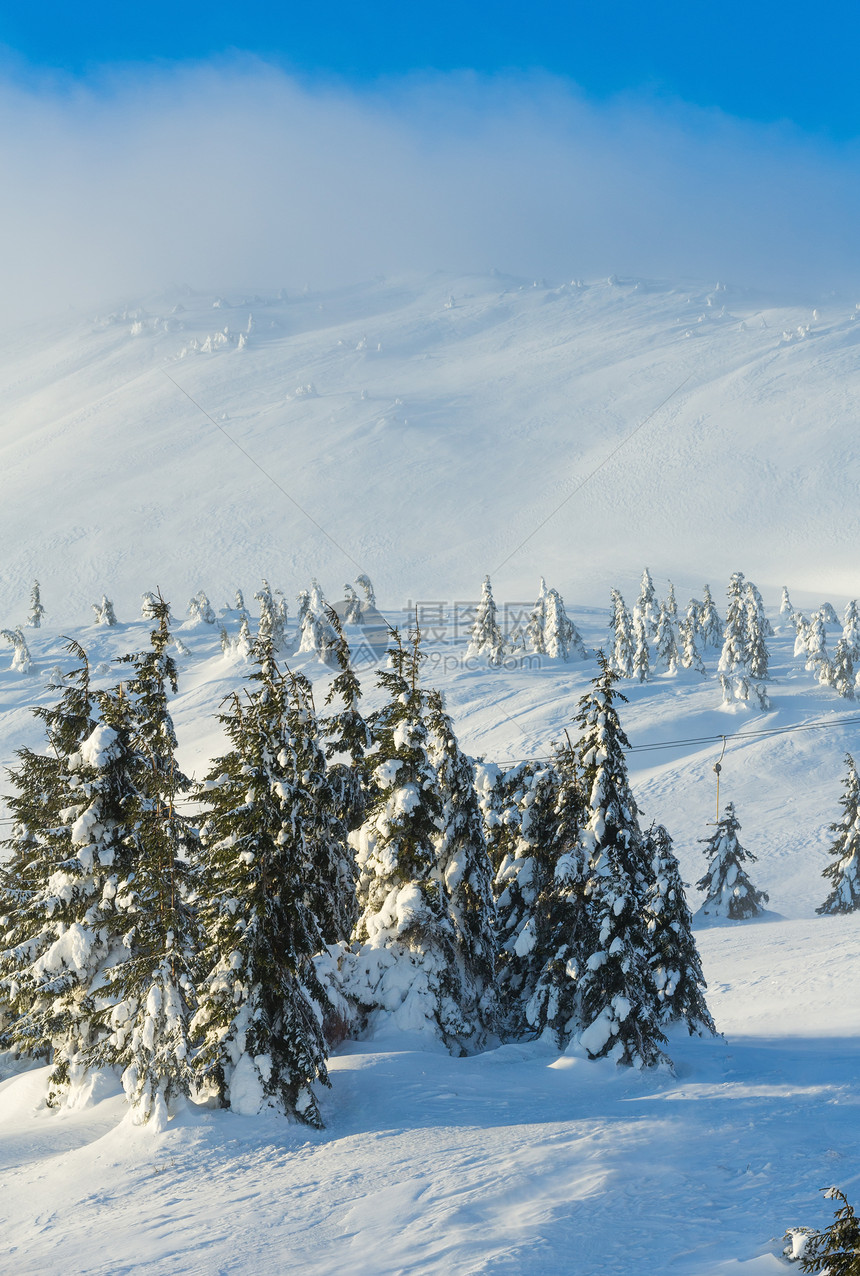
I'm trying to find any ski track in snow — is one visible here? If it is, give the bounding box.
[2,274,860,1271]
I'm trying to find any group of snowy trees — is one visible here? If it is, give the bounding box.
[0,601,718,1129]
[785,590,860,700]
[467,575,587,665]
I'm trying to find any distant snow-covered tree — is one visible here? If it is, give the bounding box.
[526,578,549,655]
[91,596,117,626]
[342,584,362,625]
[635,568,658,640]
[664,582,678,621]
[831,639,856,700]
[608,589,634,678]
[699,585,723,649]
[805,611,829,675]
[633,613,650,683]
[355,574,376,613]
[820,602,840,627]
[543,587,587,662]
[1,627,32,673]
[27,581,46,628]
[467,576,506,666]
[697,803,768,920]
[679,609,706,675]
[844,601,860,661]
[779,586,794,615]
[298,580,339,666]
[140,591,159,620]
[653,601,679,675]
[187,590,215,625]
[643,824,715,1036]
[817,755,860,916]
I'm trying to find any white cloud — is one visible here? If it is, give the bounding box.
[1,59,859,320]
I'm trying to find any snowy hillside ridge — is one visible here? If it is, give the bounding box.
[4,271,860,625]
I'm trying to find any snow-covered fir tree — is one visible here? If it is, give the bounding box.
[679,609,706,675]
[719,573,770,707]
[635,568,658,640]
[843,600,860,661]
[355,574,376,613]
[820,601,840,626]
[779,586,794,616]
[608,589,634,678]
[322,607,373,843]
[342,583,362,625]
[27,581,46,628]
[653,601,679,675]
[490,760,563,1037]
[1,627,32,673]
[572,656,667,1067]
[519,738,594,1047]
[805,610,829,675]
[793,613,810,657]
[347,628,476,1052]
[543,587,587,661]
[526,578,550,655]
[699,585,723,648]
[140,591,159,620]
[466,576,506,667]
[831,638,856,699]
[633,612,650,683]
[744,579,771,698]
[697,803,768,920]
[192,638,347,1122]
[664,582,678,621]
[817,755,860,915]
[426,689,497,1047]
[298,580,339,666]
[643,824,715,1036]
[0,644,101,1094]
[92,598,203,1126]
[234,588,249,622]
[187,590,215,625]
[255,579,287,651]
[91,596,117,626]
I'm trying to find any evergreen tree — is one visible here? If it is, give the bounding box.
[140,591,159,620]
[322,606,373,844]
[679,610,706,675]
[779,586,794,615]
[27,580,46,628]
[1,627,32,673]
[643,824,715,1035]
[794,613,810,657]
[664,582,678,621]
[521,737,593,1047]
[298,580,339,666]
[187,590,215,624]
[831,638,856,699]
[255,579,287,652]
[91,596,118,626]
[347,628,474,1052]
[843,600,860,661]
[805,611,829,675]
[633,613,650,683]
[526,578,549,655]
[234,588,249,621]
[467,576,506,666]
[635,568,658,640]
[608,589,634,678]
[817,755,860,915]
[798,1187,860,1275]
[491,760,563,1037]
[192,639,344,1123]
[91,598,202,1126]
[821,601,840,627]
[573,656,667,1067]
[342,583,362,624]
[426,690,497,1046]
[697,803,768,919]
[699,585,723,648]
[355,574,376,613]
[653,601,679,674]
[543,587,587,661]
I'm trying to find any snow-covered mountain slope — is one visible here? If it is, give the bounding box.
[1,272,859,628]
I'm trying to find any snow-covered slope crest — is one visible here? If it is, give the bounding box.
[1,271,859,625]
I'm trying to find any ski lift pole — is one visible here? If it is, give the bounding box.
[713,735,727,821]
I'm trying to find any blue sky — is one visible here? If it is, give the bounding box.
[3,1,858,138]
[0,4,858,314]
